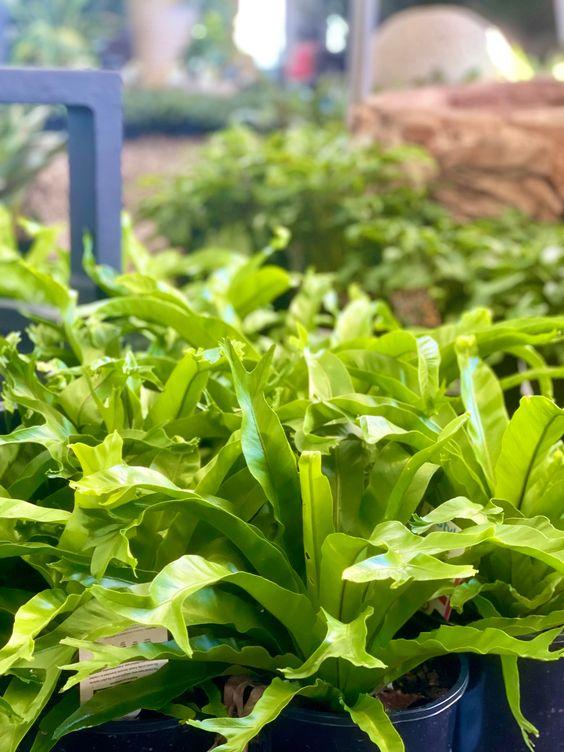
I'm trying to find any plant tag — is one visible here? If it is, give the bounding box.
[425,585,458,622]
[79,625,168,712]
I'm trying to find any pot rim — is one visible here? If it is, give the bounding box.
[79,716,184,735]
[72,655,471,735]
[281,655,470,727]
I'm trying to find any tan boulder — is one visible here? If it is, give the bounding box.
[352,80,564,221]
[372,5,515,89]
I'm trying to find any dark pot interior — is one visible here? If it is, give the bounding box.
[271,655,469,752]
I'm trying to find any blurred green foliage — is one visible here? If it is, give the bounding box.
[0,106,64,209]
[184,0,239,77]
[345,209,564,322]
[141,125,564,326]
[124,77,346,136]
[141,124,430,270]
[6,0,122,67]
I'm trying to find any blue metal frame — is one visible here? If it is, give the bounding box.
[0,67,123,300]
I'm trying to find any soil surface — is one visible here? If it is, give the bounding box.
[23,135,204,244]
[378,656,459,711]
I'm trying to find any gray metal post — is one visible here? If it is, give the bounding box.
[348,0,380,109]
[555,0,564,46]
[0,68,123,300]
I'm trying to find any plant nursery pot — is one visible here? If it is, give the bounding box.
[52,715,270,752]
[52,716,211,752]
[454,634,564,752]
[271,657,469,752]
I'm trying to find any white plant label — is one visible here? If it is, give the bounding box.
[79,625,168,707]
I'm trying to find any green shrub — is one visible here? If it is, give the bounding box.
[123,89,238,137]
[123,79,346,137]
[141,125,427,266]
[141,125,564,327]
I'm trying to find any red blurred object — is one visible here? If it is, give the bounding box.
[285,40,319,83]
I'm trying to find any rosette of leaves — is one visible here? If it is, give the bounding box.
[0,248,562,750]
[0,306,560,750]
[16,336,560,752]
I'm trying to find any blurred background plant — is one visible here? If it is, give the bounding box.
[0,0,562,335]
[141,124,564,328]
[0,106,64,209]
[184,0,239,80]
[123,76,346,137]
[6,0,123,67]
[345,208,564,324]
[140,124,427,267]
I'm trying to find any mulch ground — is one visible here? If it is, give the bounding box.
[23,135,204,243]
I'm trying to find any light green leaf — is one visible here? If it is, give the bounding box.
[305,350,355,401]
[377,626,563,686]
[417,335,440,411]
[0,646,74,752]
[343,551,475,588]
[282,608,385,679]
[456,335,508,488]
[84,295,254,352]
[412,497,503,533]
[360,416,430,451]
[90,556,233,655]
[190,678,315,752]
[500,655,537,751]
[0,498,70,524]
[228,265,291,319]
[299,451,335,604]
[148,351,208,426]
[346,694,404,752]
[0,591,80,674]
[494,396,564,510]
[384,414,469,522]
[225,343,303,570]
[71,431,123,475]
[333,295,376,343]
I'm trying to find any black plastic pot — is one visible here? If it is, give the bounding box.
[271,657,469,752]
[53,717,211,752]
[455,635,564,752]
[52,715,270,752]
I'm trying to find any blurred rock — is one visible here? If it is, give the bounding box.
[352,79,564,221]
[372,6,513,89]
